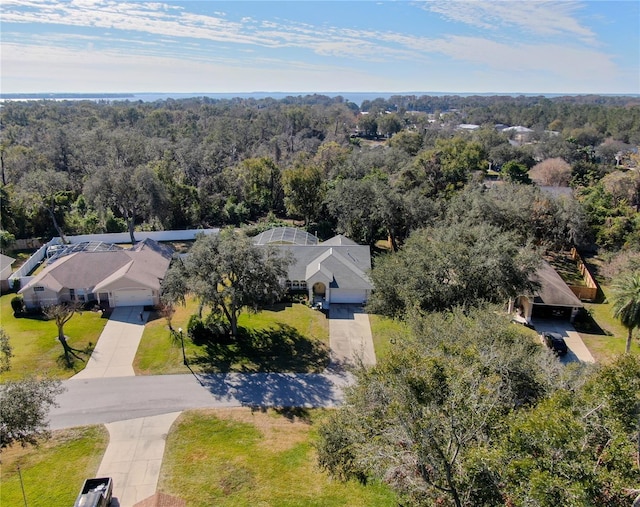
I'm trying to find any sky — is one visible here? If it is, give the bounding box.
[1,0,639,95]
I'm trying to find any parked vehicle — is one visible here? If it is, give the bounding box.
[541,332,568,356]
[73,477,113,507]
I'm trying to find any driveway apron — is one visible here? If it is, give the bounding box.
[97,412,181,507]
[328,304,376,368]
[73,306,148,379]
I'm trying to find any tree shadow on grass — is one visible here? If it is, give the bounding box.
[191,324,330,374]
[573,310,611,336]
[55,339,96,370]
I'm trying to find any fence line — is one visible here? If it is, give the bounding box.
[570,247,599,301]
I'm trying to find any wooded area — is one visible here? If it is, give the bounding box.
[0,94,639,253]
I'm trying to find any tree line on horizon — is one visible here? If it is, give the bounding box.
[1,93,638,250]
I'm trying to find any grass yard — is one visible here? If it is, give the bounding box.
[135,298,330,375]
[0,294,108,381]
[0,425,108,507]
[159,408,396,507]
[368,314,411,360]
[579,285,640,362]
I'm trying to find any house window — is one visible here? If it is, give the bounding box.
[33,286,44,292]
[71,288,86,302]
[285,280,292,289]
[300,281,307,290]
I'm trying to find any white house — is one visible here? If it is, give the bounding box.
[254,227,372,305]
[0,254,16,293]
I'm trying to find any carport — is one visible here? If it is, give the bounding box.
[509,260,583,324]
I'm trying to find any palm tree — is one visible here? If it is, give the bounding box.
[611,272,640,354]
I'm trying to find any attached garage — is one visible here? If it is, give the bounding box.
[330,289,368,304]
[113,288,154,307]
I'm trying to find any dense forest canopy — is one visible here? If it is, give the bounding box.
[1,93,639,254]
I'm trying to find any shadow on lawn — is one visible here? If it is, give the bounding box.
[191,324,330,374]
[55,340,96,370]
[573,309,611,336]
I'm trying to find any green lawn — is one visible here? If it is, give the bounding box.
[0,294,109,380]
[0,425,108,507]
[159,408,396,507]
[134,299,330,375]
[368,314,410,360]
[579,285,640,362]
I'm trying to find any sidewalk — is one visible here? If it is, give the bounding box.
[73,306,148,379]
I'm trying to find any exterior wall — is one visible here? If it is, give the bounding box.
[510,296,533,323]
[23,286,60,309]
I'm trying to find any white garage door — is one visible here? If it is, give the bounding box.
[113,289,153,307]
[331,289,367,304]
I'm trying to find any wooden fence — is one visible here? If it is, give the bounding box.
[569,247,598,301]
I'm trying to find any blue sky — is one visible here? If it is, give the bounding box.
[1,0,638,94]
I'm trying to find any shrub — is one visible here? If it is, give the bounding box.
[187,315,207,345]
[10,296,25,316]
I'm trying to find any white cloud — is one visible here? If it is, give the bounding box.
[422,0,597,44]
[0,42,400,93]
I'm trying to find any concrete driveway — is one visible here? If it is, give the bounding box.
[532,318,595,364]
[73,306,148,379]
[328,304,376,368]
[97,412,181,507]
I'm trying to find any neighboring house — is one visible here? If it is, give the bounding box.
[254,227,372,305]
[502,125,534,146]
[19,239,173,309]
[509,260,583,324]
[0,254,16,293]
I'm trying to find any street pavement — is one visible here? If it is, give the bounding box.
[72,306,148,379]
[48,371,353,430]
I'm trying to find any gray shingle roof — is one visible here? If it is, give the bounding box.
[532,260,583,307]
[0,254,15,271]
[20,239,172,294]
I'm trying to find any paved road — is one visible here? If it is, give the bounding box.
[48,371,353,430]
